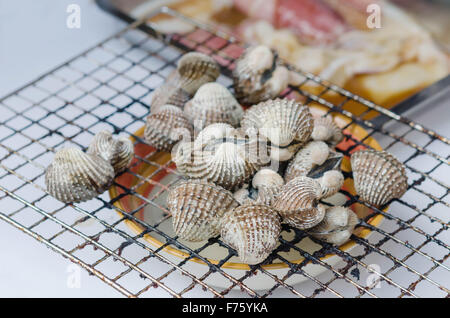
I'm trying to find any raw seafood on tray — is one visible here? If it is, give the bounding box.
[148,0,449,112]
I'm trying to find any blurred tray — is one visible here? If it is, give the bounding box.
[95,0,450,122]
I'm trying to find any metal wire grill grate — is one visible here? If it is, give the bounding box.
[0,7,449,298]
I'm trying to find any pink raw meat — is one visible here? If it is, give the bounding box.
[233,0,348,44]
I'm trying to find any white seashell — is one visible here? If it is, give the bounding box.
[308,206,358,245]
[351,149,408,207]
[316,170,345,199]
[311,115,344,146]
[173,123,259,190]
[272,176,326,229]
[45,148,115,203]
[167,179,238,242]
[220,204,281,264]
[184,82,244,128]
[144,104,194,152]
[233,185,256,205]
[176,52,220,95]
[252,168,284,205]
[87,130,134,174]
[233,45,289,105]
[150,74,191,113]
[241,98,314,161]
[284,141,330,183]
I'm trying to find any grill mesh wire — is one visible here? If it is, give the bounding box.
[0,8,448,298]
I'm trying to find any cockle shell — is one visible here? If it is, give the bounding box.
[272,176,326,229]
[233,185,256,205]
[241,98,314,161]
[308,206,358,246]
[220,204,281,264]
[45,148,115,203]
[184,82,244,128]
[351,149,408,207]
[316,170,345,199]
[284,141,330,183]
[311,115,344,146]
[144,104,194,152]
[150,52,220,113]
[233,45,289,105]
[252,168,284,205]
[167,180,238,242]
[176,52,220,95]
[173,123,260,190]
[150,72,191,113]
[87,130,134,174]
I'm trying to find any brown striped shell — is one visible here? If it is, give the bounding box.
[87,130,134,174]
[272,176,326,229]
[183,82,244,128]
[351,149,408,207]
[284,141,330,183]
[176,52,220,95]
[307,206,358,245]
[311,115,344,146]
[167,180,238,242]
[173,123,260,190]
[233,45,289,105]
[45,148,115,203]
[252,168,284,205]
[316,170,345,199]
[150,78,190,114]
[150,52,219,112]
[242,99,314,147]
[220,204,281,264]
[144,104,194,152]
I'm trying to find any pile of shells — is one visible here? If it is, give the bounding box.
[46,130,134,203]
[42,48,407,265]
[156,49,409,264]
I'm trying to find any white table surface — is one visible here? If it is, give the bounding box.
[0,0,449,298]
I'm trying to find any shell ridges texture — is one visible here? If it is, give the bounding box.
[241,98,314,147]
[167,180,238,242]
[272,176,326,229]
[45,148,114,203]
[351,149,408,207]
[220,204,281,265]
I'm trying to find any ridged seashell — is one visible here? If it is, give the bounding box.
[272,176,326,229]
[233,185,256,205]
[308,206,358,245]
[45,148,115,203]
[233,45,289,105]
[284,141,330,183]
[307,150,344,179]
[87,130,134,174]
[176,52,220,95]
[144,105,194,152]
[150,72,191,113]
[220,204,281,264]
[316,170,344,199]
[252,168,284,205]
[167,180,238,242]
[241,99,314,160]
[311,115,344,146]
[173,123,259,190]
[351,149,408,207]
[184,82,244,128]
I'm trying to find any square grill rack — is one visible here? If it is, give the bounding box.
[0,7,449,298]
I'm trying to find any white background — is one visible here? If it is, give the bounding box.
[0,0,449,298]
